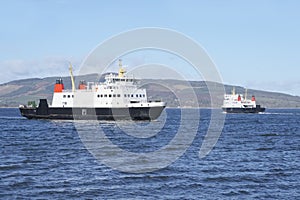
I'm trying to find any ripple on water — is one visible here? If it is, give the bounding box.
[0,108,299,199]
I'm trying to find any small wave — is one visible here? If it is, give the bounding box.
[9,178,34,188]
[203,176,233,182]
[259,112,294,115]
[222,190,250,196]
[222,191,239,196]
[0,164,22,171]
[260,133,279,137]
[256,147,273,151]
[265,171,290,177]
[0,116,25,120]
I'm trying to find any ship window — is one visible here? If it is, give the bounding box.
[104,94,107,97]
[124,94,127,97]
[100,94,103,98]
[117,94,120,97]
[72,95,74,98]
[140,94,142,97]
[143,94,145,97]
[63,95,66,98]
[97,94,100,98]
[67,95,70,98]
[136,94,138,98]
[109,94,112,97]
[131,94,133,97]
[113,94,116,97]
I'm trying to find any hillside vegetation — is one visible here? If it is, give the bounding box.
[0,74,299,108]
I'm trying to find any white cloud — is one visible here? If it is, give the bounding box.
[245,80,300,97]
[0,56,82,84]
[1,56,299,97]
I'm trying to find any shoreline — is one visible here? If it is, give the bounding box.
[1,106,300,109]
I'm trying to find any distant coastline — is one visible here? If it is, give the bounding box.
[1,74,300,108]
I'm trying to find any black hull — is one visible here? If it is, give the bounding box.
[222,105,265,114]
[19,100,165,120]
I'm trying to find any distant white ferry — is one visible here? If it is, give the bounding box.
[19,60,166,120]
[222,88,265,113]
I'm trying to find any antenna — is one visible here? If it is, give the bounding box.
[119,59,122,68]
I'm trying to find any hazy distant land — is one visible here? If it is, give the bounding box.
[0,74,299,108]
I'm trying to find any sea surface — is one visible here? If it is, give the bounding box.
[0,108,299,199]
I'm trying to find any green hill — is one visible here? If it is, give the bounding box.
[0,74,299,108]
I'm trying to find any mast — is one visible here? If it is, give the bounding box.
[245,88,248,100]
[69,62,75,92]
[118,59,126,78]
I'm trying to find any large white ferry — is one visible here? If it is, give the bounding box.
[222,88,265,113]
[19,60,166,120]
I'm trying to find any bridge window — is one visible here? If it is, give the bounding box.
[104,94,107,97]
[109,94,112,97]
[117,94,121,97]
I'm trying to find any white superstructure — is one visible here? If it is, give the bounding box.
[222,88,257,109]
[51,61,165,109]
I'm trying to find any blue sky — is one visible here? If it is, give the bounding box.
[0,0,299,96]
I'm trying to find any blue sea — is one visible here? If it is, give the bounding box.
[0,108,299,199]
